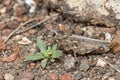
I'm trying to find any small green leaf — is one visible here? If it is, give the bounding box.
[52,44,57,51]
[52,50,62,58]
[25,53,45,61]
[43,50,50,58]
[37,37,46,53]
[52,44,57,53]
[48,46,51,50]
[50,58,55,62]
[41,59,48,69]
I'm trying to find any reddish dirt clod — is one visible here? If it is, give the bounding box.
[0,40,6,51]
[49,72,59,80]
[59,73,75,80]
[30,62,36,68]
[0,22,7,30]
[2,45,21,62]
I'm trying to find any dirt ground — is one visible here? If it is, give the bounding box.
[0,0,120,80]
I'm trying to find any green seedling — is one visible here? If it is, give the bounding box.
[25,37,62,69]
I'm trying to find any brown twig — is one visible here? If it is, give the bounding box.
[2,18,36,56]
[4,18,37,43]
[70,35,111,44]
[2,13,59,56]
[101,57,120,73]
[16,13,59,34]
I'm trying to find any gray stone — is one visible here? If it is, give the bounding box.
[64,55,76,71]
[74,71,83,80]
[80,60,90,71]
[52,0,120,27]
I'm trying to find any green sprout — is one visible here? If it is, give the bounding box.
[25,37,62,69]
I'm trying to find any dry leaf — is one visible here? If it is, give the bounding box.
[18,37,32,45]
[0,39,6,51]
[2,45,20,62]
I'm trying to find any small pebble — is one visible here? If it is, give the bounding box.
[74,71,83,80]
[105,32,112,42]
[59,24,65,31]
[0,7,7,14]
[25,0,36,13]
[4,73,14,80]
[64,55,76,71]
[80,60,89,71]
[96,58,106,67]
[109,77,115,80]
